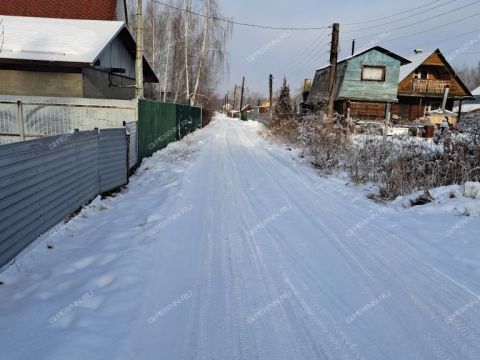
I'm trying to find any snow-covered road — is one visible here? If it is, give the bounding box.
[1,115,480,359]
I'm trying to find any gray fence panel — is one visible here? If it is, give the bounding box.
[0,95,137,145]
[99,129,128,193]
[125,121,138,170]
[0,128,129,268]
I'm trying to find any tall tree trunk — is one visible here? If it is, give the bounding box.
[163,15,171,102]
[183,0,190,103]
[192,0,209,106]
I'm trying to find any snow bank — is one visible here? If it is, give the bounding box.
[392,183,480,217]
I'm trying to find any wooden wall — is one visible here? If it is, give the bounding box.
[0,70,83,97]
[338,49,401,103]
[306,62,347,105]
[398,52,467,96]
[343,101,386,120]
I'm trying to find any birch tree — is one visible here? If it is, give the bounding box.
[127,0,231,107]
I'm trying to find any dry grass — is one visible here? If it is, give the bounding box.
[267,114,480,199]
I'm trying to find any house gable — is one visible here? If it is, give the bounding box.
[338,49,401,103]
[306,47,406,105]
[398,50,472,98]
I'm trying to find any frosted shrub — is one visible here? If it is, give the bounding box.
[267,115,480,199]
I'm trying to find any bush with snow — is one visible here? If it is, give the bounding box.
[267,115,480,200]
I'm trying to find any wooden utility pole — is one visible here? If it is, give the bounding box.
[135,0,144,99]
[233,84,237,110]
[239,76,245,115]
[327,23,339,123]
[269,74,273,119]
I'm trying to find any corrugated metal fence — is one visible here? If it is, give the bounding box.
[0,96,205,268]
[137,100,202,163]
[0,95,138,169]
[0,128,128,268]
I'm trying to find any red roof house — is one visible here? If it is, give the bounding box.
[0,0,127,23]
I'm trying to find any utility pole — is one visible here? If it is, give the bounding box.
[327,23,339,124]
[239,76,245,116]
[226,91,229,110]
[233,84,237,110]
[269,74,273,120]
[135,0,144,99]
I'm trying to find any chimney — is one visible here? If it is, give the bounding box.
[441,85,450,111]
[414,48,424,55]
[351,39,356,56]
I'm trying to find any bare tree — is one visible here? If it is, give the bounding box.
[126,0,231,106]
[456,62,480,91]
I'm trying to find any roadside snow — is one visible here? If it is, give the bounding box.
[1,115,480,360]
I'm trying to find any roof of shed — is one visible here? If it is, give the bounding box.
[316,46,410,71]
[0,0,119,21]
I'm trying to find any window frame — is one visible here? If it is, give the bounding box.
[361,65,386,82]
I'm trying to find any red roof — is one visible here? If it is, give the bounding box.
[0,0,119,21]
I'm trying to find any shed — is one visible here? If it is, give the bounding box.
[306,46,409,120]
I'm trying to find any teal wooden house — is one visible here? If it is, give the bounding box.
[306,46,410,120]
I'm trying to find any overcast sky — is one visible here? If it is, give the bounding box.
[217,0,480,97]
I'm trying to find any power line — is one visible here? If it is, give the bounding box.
[343,0,457,33]
[277,32,327,73]
[396,28,480,52]
[278,31,330,75]
[353,0,480,41]
[151,0,330,30]
[151,0,468,33]
[343,0,445,25]
[348,6,480,43]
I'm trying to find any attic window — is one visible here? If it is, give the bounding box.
[361,65,386,81]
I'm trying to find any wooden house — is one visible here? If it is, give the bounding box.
[392,49,473,121]
[306,46,409,119]
[0,16,158,100]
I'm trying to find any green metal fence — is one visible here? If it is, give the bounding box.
[138,100,177,162]
[137,100,202,163]
[176,104,202,138]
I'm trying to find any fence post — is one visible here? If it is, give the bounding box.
[16,101,25,141]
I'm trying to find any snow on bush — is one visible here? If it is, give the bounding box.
[267,114,480,200]
[465,182,480,199]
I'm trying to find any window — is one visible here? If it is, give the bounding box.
[361,65,386,81]
[414,69,428,79]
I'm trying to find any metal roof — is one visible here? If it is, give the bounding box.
[0,16,158,82]
[315,46,410,71]
[398,51,433,82]
[0,16,124,63]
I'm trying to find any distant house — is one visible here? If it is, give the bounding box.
[0,16,158,100]
[392,49,473,121]
[0,0,127,23]
[306,46,410,119]
[453,86,480,114]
